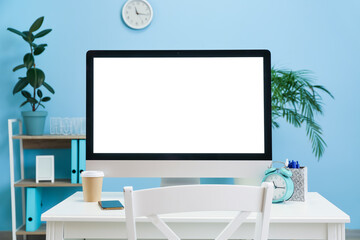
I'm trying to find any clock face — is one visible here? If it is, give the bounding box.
[264,174,287,202]
[122,0,153,29]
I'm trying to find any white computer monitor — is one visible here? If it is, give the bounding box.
[86,50,272,181]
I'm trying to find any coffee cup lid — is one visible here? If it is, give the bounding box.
[81,171,104,178]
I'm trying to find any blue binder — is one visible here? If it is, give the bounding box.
[26,188,42,231]
[78,140,86,184]
[71,139,79,184]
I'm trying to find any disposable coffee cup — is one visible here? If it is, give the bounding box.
[81,171,104,202]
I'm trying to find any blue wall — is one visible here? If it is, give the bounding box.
[0,0,359,230]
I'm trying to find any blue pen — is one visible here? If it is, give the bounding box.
[289,160,299,169]
[289,160,293,168]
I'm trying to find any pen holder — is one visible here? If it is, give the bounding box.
[288,167,308,202]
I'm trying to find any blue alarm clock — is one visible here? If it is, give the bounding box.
[262,166,294,203]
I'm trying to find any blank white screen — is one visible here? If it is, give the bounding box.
[93,57,264,154]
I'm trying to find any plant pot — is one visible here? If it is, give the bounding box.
[21,111,48,135]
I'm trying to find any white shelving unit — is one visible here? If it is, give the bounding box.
[8,119,84,240]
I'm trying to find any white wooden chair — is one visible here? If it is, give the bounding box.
[124,182,274,240]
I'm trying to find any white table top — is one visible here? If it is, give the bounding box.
[41,192,350,224]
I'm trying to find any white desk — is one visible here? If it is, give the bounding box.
[41,192,349,240]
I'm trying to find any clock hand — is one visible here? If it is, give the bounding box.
[277,186,285,189]
[137,12,149,15]
[135,7,139,15]
[272,181,277,189]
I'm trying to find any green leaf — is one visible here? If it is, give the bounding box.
[313,85,335,99]
[28,97,38,104]
[34,29,52,38]
[13,78,29,94]
[41,96,51,102]
[37,89,43,98]
[22,31,35,43]
[34,46,45,55]
[30,43,47,48]
[23,53,34,69]
[27,68,45,88]
[272,120,279,128]
[42,82,55,94]
[29,16,44,33]
[21,90,31,98]
[20,100,28,107]
[7,28,27,38]
[13,64,26,72]
[39,103,45,108]
[271,67,334,160]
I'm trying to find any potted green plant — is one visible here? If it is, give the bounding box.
[233,67,333,186]
[8,16,54,135]
[271,68,334,160]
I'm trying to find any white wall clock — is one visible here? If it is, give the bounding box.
[122,0,153,29]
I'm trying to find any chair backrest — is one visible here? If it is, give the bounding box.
[124,182,273,240]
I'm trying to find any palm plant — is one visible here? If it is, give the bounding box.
[271,68,334,160]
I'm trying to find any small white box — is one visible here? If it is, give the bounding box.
[36,155,54,183]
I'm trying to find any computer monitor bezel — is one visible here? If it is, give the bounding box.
[86,50,272,161]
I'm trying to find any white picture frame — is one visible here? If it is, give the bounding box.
[36,155,55,183]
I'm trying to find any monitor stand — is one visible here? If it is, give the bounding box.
[160,177,260,187]
[233,177,261,186]
[160,178,200,187]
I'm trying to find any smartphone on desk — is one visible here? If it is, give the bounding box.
[98,200,124,210]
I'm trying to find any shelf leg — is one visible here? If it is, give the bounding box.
[18,120,26,240]
[8,119,17,240]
